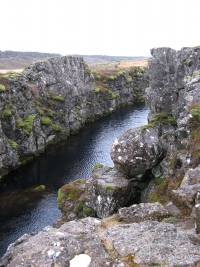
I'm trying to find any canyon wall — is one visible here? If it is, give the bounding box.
[0,56,147,179]
[2,46,200,267]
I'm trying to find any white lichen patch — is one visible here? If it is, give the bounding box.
[118,156,122,161]
[47,249,55,258]
[70,254,91,267]
[97,195,102,204]
[113,139,119,146]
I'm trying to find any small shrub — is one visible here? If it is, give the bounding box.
[40,117,52,126]
[107,75,116,81]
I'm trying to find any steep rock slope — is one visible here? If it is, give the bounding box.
[0,56,147,179]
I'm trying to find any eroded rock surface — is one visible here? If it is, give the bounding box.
[1,218,200,267]
[118,202,170,223]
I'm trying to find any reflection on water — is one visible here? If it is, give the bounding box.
[0,103,149,257]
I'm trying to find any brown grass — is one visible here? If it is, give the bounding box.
[90,59,148,75]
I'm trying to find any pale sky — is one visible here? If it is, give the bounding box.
[1,0,200,57]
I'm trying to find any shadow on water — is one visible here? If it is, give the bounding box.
[0,102,149,257]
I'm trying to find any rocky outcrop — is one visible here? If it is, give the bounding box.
[1,217,200,267]
[118,202,170,223]
[55,165,135,224]
[0,56,147,179]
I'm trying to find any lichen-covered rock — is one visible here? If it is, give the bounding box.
[1,218,200,267]
[110,126,164,177]
[56,165,134,222]
[0,56,148,179]
[100,220,200,266]
[86,165,134,218]
[118,202,170,223]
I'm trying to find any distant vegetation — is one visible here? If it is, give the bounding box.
[0,50,149,72]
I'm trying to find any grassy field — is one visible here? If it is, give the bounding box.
[90,59,148,76]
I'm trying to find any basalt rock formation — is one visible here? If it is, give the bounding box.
[2,47,200,266]
[0,56,147,180]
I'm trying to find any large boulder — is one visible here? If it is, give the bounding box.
[56,165,135,222]
[110,126,164,178]
[86,165,134,218]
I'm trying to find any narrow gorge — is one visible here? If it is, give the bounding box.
[0,56,148,180]
[1,46,200,266]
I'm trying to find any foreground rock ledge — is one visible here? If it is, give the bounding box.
[1,217,200,267]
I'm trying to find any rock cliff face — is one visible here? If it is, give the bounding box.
[0,56,147,179]
[2,47,200,266]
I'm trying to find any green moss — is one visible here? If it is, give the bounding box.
[33,185,45,192]
[117,71,126,76]
[94,87,101,93]
[37,108,44,116]
[193,70,200,77]
[48,109,55,117]
[184,76,191,79]
[83,206,92,215]
[40,117,52,126]
[51,94,65,102]
[185,59,193,67]
[57,188,67,209]
[107,75,116,81]
[190,108,200,121]
[84,68,91,75]
[68,188,79,200]
[0,84,6,92]
[126,77,133,83]
[154,177,164,185]
[104,185,115,190]
[75,201,85,214]
[93,163,104,171]
[53,124,62,132]
[87,101,92,105]
[2,109,12,118]
[23,115,35,135]
[2,72,21,79]
[8,139,18,149]
[16,118,24,128]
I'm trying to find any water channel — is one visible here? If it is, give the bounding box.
[0,103,149,257]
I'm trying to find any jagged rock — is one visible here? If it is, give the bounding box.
[171,167,200,212]
[56,165,134,222]
[86,165,134,218]
[165,201,181,216]
[0,56,148,179]
[118,202,169,223]
[1,217,200,267]
[110,126,164,177]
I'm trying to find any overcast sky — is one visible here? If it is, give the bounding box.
[1,0,200,57]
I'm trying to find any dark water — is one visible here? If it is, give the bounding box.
[0,103,149,257]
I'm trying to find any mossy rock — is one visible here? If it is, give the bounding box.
[33,185,45,192]
[57,188,68,209]
[104,185,115,190]
[190,108,200,121]
[51,94,65,102]
[93,163,104,171]
[53,124,62,132]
